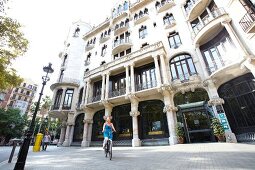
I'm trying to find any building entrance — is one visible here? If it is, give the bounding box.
[177,102,215,143]
[174,89,215,143]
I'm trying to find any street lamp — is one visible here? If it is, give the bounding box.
[14,63,54,170]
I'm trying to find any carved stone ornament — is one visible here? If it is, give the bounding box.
[208,98,225,106]
[130,111,140,117]
[163,105,178,113]
[83,119,93,124]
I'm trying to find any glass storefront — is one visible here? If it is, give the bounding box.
[111,104,132,140]
[138,100,169,139]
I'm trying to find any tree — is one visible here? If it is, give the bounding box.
[0,108,27,145]
[0,15,29,90]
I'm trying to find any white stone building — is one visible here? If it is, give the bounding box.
[49,0,255,147]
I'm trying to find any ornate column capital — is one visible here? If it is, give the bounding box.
[152,54,159,59]
[130,111,140,117]
[163,105,178,113]
[61,121,67,128]
[83,119,93,124]
[67,122,75,126]
[208,98,225,106]
[106,71,111,76]
[130,62,135,67]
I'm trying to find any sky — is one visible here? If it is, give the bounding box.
[6,0,115,98]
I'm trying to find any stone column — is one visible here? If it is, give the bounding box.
[59,88,67,110]
[57,120,67,146]
[105,72,110,100]
[103,101,113,117]
[81,81,87,105]
[198,16,204,26]
[69,124,74,145]
[87,120,93,145]
[125,65,130,94]
[195,45,210,78]
[129,95,141,147]
[130,111,141,147]
[221,20,249,57]
[243,59,255,77]
[62,124,71,147]
[153,55,162,87]
[205,79,237,143]
[85,79,91,105]
[130,63,135,93]
[162,91,178,145]
[101,74,106,101]
[164,105,178,145]
[159,54,169,84]
[81,119,89,147]
[205,7,213,18]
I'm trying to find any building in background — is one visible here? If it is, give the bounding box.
[0,78,38,115]
[49,0,255,147]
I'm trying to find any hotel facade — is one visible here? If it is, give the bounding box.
[49,0,255,147]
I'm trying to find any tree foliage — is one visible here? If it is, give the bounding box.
[0,108,27,144]
[0,16,29,90]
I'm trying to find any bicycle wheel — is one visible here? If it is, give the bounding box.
[105,140,109,158]
[109,140,112,160]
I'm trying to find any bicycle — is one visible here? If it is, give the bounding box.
[104,138,113,160]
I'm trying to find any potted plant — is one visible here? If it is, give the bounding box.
[211,118,225,142]
[176,124,185,144]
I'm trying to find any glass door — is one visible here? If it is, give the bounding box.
[182,109,213,143]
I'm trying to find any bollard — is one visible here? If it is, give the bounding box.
[8,138,21,163]
[33,133,43,152]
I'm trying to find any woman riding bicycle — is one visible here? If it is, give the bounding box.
[102,116,116,149]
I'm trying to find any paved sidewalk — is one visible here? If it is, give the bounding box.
[1,143,255,170]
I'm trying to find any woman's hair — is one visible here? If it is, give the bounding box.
[103,115,112,120]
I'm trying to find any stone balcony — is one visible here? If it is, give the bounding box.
[239,9,255,33]
[112,38,132,54]
[155,0,175,13]
[50,77,80,90]
[85,43,95,51]
[134,13,149,25]
[185,0,211,21]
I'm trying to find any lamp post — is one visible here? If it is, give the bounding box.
[14,63,54,170]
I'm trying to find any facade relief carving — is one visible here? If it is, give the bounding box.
[208,98,225,106]
[163,105,178,113]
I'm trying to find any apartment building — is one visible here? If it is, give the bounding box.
[49,0,255,147]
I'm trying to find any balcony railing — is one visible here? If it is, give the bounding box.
[52,105,60,110]
[239,9,255,32]
[109,88,126,98]
[87,95,101,104]
[136,80,157,91]
[192,8,227,35]
[113,38,131,49]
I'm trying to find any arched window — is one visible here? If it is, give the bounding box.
[170,54,197,81]
[108,29,111,35]
[134,13,138,20]
[139,11,143,17]
[124,1,129,10]
[163,13,174,25]
[125,18,129,26]
[168,32,182,49]
[93,37,96,44]
[155,1,160,9]
[139,25,147,39]
[144,8,148,14]
[120,21,124,27]
[118,5,122,13]
[115,24,119,30]
[112,8,116,17]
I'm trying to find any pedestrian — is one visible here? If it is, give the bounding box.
[42,132,51,151]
